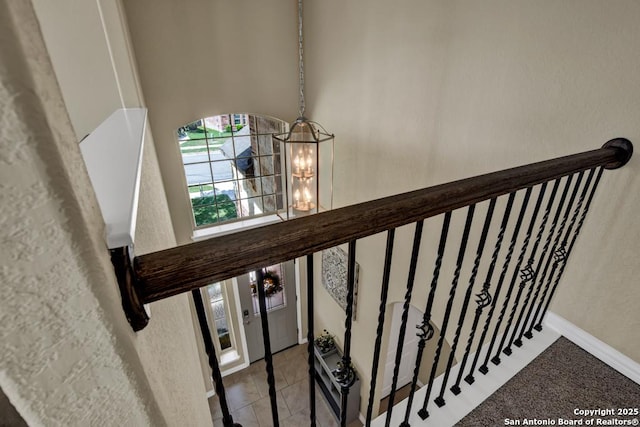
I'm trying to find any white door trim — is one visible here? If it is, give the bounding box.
[229,276,250,372]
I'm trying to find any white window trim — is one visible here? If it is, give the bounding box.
[191,213,284,241]
[179,114,288,233]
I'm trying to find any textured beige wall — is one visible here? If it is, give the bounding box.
[134,124,213,426]
[0,2,161,424]
[0,1,212,425]
[305,0,640,368]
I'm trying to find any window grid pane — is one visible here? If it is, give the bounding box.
[179,114,287,228]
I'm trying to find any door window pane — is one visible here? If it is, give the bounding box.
[250,264,287,315]
[207,283,231,350]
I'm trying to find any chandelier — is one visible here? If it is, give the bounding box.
[273,0,334,218]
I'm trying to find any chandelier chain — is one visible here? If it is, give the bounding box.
[298,0,305,118]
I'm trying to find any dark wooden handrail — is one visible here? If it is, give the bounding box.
[133,139,632,304]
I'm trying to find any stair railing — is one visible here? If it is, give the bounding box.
[111,138,632,427]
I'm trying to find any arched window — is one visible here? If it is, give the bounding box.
[177,114,288,228]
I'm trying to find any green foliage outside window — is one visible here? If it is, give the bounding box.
[192,194,238,226]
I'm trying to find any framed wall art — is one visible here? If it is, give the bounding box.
[321,246,359,319]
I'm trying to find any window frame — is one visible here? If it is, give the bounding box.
[177,114,289,234]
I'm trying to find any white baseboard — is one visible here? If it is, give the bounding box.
[544,311,640,385]
[359,412,366,425]
[220,360,250,377]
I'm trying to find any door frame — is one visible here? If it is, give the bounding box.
[235,258,308,366]
[202,260,305,379]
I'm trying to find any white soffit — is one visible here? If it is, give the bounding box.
[80,108,147,249]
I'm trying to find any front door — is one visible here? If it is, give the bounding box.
[237,260,298,362]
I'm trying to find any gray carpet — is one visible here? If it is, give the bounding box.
[456,337,640,427]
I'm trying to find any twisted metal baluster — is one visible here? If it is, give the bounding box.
[513,171,584,347]
[365,230,396,427]
[533,167,603,331]
[337,240,358,427]
[520,169,595,339]
[401,213,451,425]
[479,188,532,372]
[464,193,515,384]
[500,175,573,358]
[385,222,424,427]
[192,289,242,427]
[440,199,497,399]
[419,206,475,418]
[513,172,584,346]
[256,268,279,427]
[306,254,316,427]
[492,178,561,365]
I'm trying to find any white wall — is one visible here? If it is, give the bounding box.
[0,1,212,425]
[31,0,120,139]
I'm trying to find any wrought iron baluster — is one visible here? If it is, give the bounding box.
[365,230,396,427]
[401,213,451,426]
[520,170,591,341]
[500,176,573,358]
[487,177,549,351]
[513,172,584,347]
[306,254,316,427]
[447,198,497,395]
[385,221,424,427]
[418,206,475,418]
[337,240,358,427]
[491,178,561,365]
[492,178,561,365]
[464,192,515,384]
[509,172,583,351]
[533,167,603,331]
[256,268,279,427]
[192,289,242,427]
[479,188,532,373]
[439,199,496,400]
[505,177,557,343]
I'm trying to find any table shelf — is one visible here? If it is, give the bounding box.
[313,344,360,423]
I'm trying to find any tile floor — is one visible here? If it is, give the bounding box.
[209,344,363,427]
